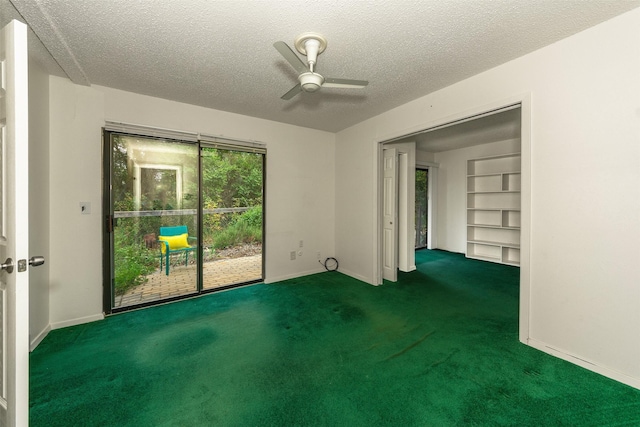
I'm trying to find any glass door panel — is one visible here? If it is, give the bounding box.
[201,147,263,290]
[110,134,199,309]
[415,169,428,249]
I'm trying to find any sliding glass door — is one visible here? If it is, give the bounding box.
[201,146,263,290]
[107,134,199,310]
[104,131,265,313]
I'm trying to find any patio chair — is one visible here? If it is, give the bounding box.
[158,225,197,275]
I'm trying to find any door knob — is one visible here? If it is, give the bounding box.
[1,258,14,274]
[29,256,45,267]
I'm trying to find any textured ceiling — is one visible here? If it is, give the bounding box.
[0,0,64,76]
[6,0,640,133]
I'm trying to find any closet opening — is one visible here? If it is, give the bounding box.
[375,95,531,342]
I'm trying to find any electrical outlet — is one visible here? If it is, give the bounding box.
[317,251,322,260]
[290,251,296,260]
[299,240,304,248]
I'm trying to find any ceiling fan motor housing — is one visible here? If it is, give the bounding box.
[299,72,324,92]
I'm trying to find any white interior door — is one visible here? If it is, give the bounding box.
[382,148,398,281]
[0,20,29,427]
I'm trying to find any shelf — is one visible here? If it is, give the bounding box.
[466,152,521,266]
[467,172,520,193]
[467,224,519,230]
[466,241,521,266]
[467,239,520,249]
[467,208,520,229]
[467,153,521,176]
[466,242,501,261]
[467,254,502,263]
[468,224,520,244]
[468,209,500,227]
[502,210,520,228]
[467,192,520,210]
[467,171,521,178]
[502,247,521,265]
[467,190,520,194]
[502,172,521,192]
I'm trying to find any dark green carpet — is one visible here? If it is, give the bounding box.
[30,250,640,426]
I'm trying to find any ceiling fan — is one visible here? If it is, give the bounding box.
[273,32,369,100]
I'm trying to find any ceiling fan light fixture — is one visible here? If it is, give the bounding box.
[299,72,324,92]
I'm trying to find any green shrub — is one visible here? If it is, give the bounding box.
[212,206,262,250]
[239,206,262,228]
[114,232,157,296]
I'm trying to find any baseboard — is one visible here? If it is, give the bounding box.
[399,265,417,273]
[337,268,373,285]
[30,324,51,352]
[50,313,105,330]
[527,338,640,390]
[264,267,325,284]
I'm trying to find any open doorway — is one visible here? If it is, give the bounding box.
[376,96,531,342]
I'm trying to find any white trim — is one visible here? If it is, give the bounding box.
[375,141,384,284]
[416,160,439,168]
[518,94,532,344]
[50,313,104,330]
[332,268,373,286]
[133,163,182,211]
[265,268,371,286]
[263,267,326,284]
[378,102,522,145]
[29,324,51,352]
[527,338,640,390]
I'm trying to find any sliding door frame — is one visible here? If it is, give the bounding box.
[414,167,428,250]
[102,128,266,315]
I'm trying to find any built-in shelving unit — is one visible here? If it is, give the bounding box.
[466,153,521,266]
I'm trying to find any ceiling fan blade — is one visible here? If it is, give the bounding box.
[281,84,302,100]
[273,41,308,74]
[323,77,369,89]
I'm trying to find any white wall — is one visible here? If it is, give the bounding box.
[416,150,435,164]
[48,78,105,328]
[97,85,336,282]
[28,55,50,348]
[335,9,640,388]
[431,138,520,253]
[48,79,336,328]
